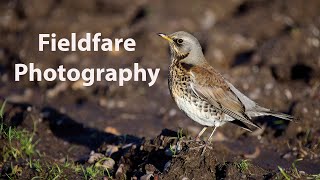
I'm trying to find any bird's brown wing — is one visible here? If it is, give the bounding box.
[189,65,259,128]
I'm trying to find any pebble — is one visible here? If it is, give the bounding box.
[299,171,306,175]
[103,158,115,169]
[58,157,66,163]
[115,164,125,178]
[88,151,104,164]
[105,145,119,156]
[27,106,33,112]
[163,161,171,172]
[282,152,292,159]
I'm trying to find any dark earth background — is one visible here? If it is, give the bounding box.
[0,0,320,179]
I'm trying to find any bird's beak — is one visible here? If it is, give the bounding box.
[158,33,173,43]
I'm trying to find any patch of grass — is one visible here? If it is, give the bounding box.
[277,159,305,179]
[5,163,23,179]
[1,101,39,162]
[73,164,83,174]
[0,100,6,119]
[63,160,72,169]
[177,128,184,140]
[273,119,285,125]
[95,157,113,178]
[79,158,113,180]
[235,159,250,173]
[47,163,63,180]
[278,166,290,180]
[169,144,177,156]
[0,100,7,136]
[1,125,38,161]
[291,158,302,178]
[308,174,320,180]
[81,165,104,180]
[27,159,43,173]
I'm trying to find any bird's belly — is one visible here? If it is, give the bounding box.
[174,95,227,127]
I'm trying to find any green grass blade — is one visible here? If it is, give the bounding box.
[0,100,7,119]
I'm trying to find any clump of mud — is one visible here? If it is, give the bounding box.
[96,129,295,179]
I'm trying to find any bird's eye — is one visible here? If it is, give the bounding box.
[177,39,184,44]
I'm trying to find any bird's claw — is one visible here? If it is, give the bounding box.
[189,141,213,155]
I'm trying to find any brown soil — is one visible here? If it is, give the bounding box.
[0,0,320,179]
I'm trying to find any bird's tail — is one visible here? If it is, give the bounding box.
[260,110,295,121]
[246,107,296,121]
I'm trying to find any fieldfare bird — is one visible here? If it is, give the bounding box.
[159,31,295,143]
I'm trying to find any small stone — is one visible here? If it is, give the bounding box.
[105,145,119,157]
[163,161,171,172]
[58,157,66,163]
[282,152,292,159]
[103,158,115,169]
[299,171,306,175]
[88,152,104,164]
[116,164,125,179]
[27,106,32,112]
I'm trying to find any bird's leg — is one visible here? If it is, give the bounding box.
[207,126,217,142]
[179,126,207,144]
[190,126,217,155]
[195,127,207,141]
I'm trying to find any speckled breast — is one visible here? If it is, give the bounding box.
[168,63,223,127]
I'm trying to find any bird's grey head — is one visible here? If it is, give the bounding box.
[158,31,205,65]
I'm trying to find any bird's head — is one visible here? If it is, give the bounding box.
[158,31,205,64]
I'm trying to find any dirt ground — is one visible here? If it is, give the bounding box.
[0,0,320,179]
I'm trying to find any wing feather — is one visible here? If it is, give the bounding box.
[189,65,260,128]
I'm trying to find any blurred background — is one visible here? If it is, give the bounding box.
[0,0,319,178]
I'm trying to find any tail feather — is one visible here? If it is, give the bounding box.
[230,120,255,132]
[247,109,296,121]
[261,110,295,121]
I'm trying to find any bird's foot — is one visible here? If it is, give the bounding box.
[189,140,213,155]
[177,136,200,144]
